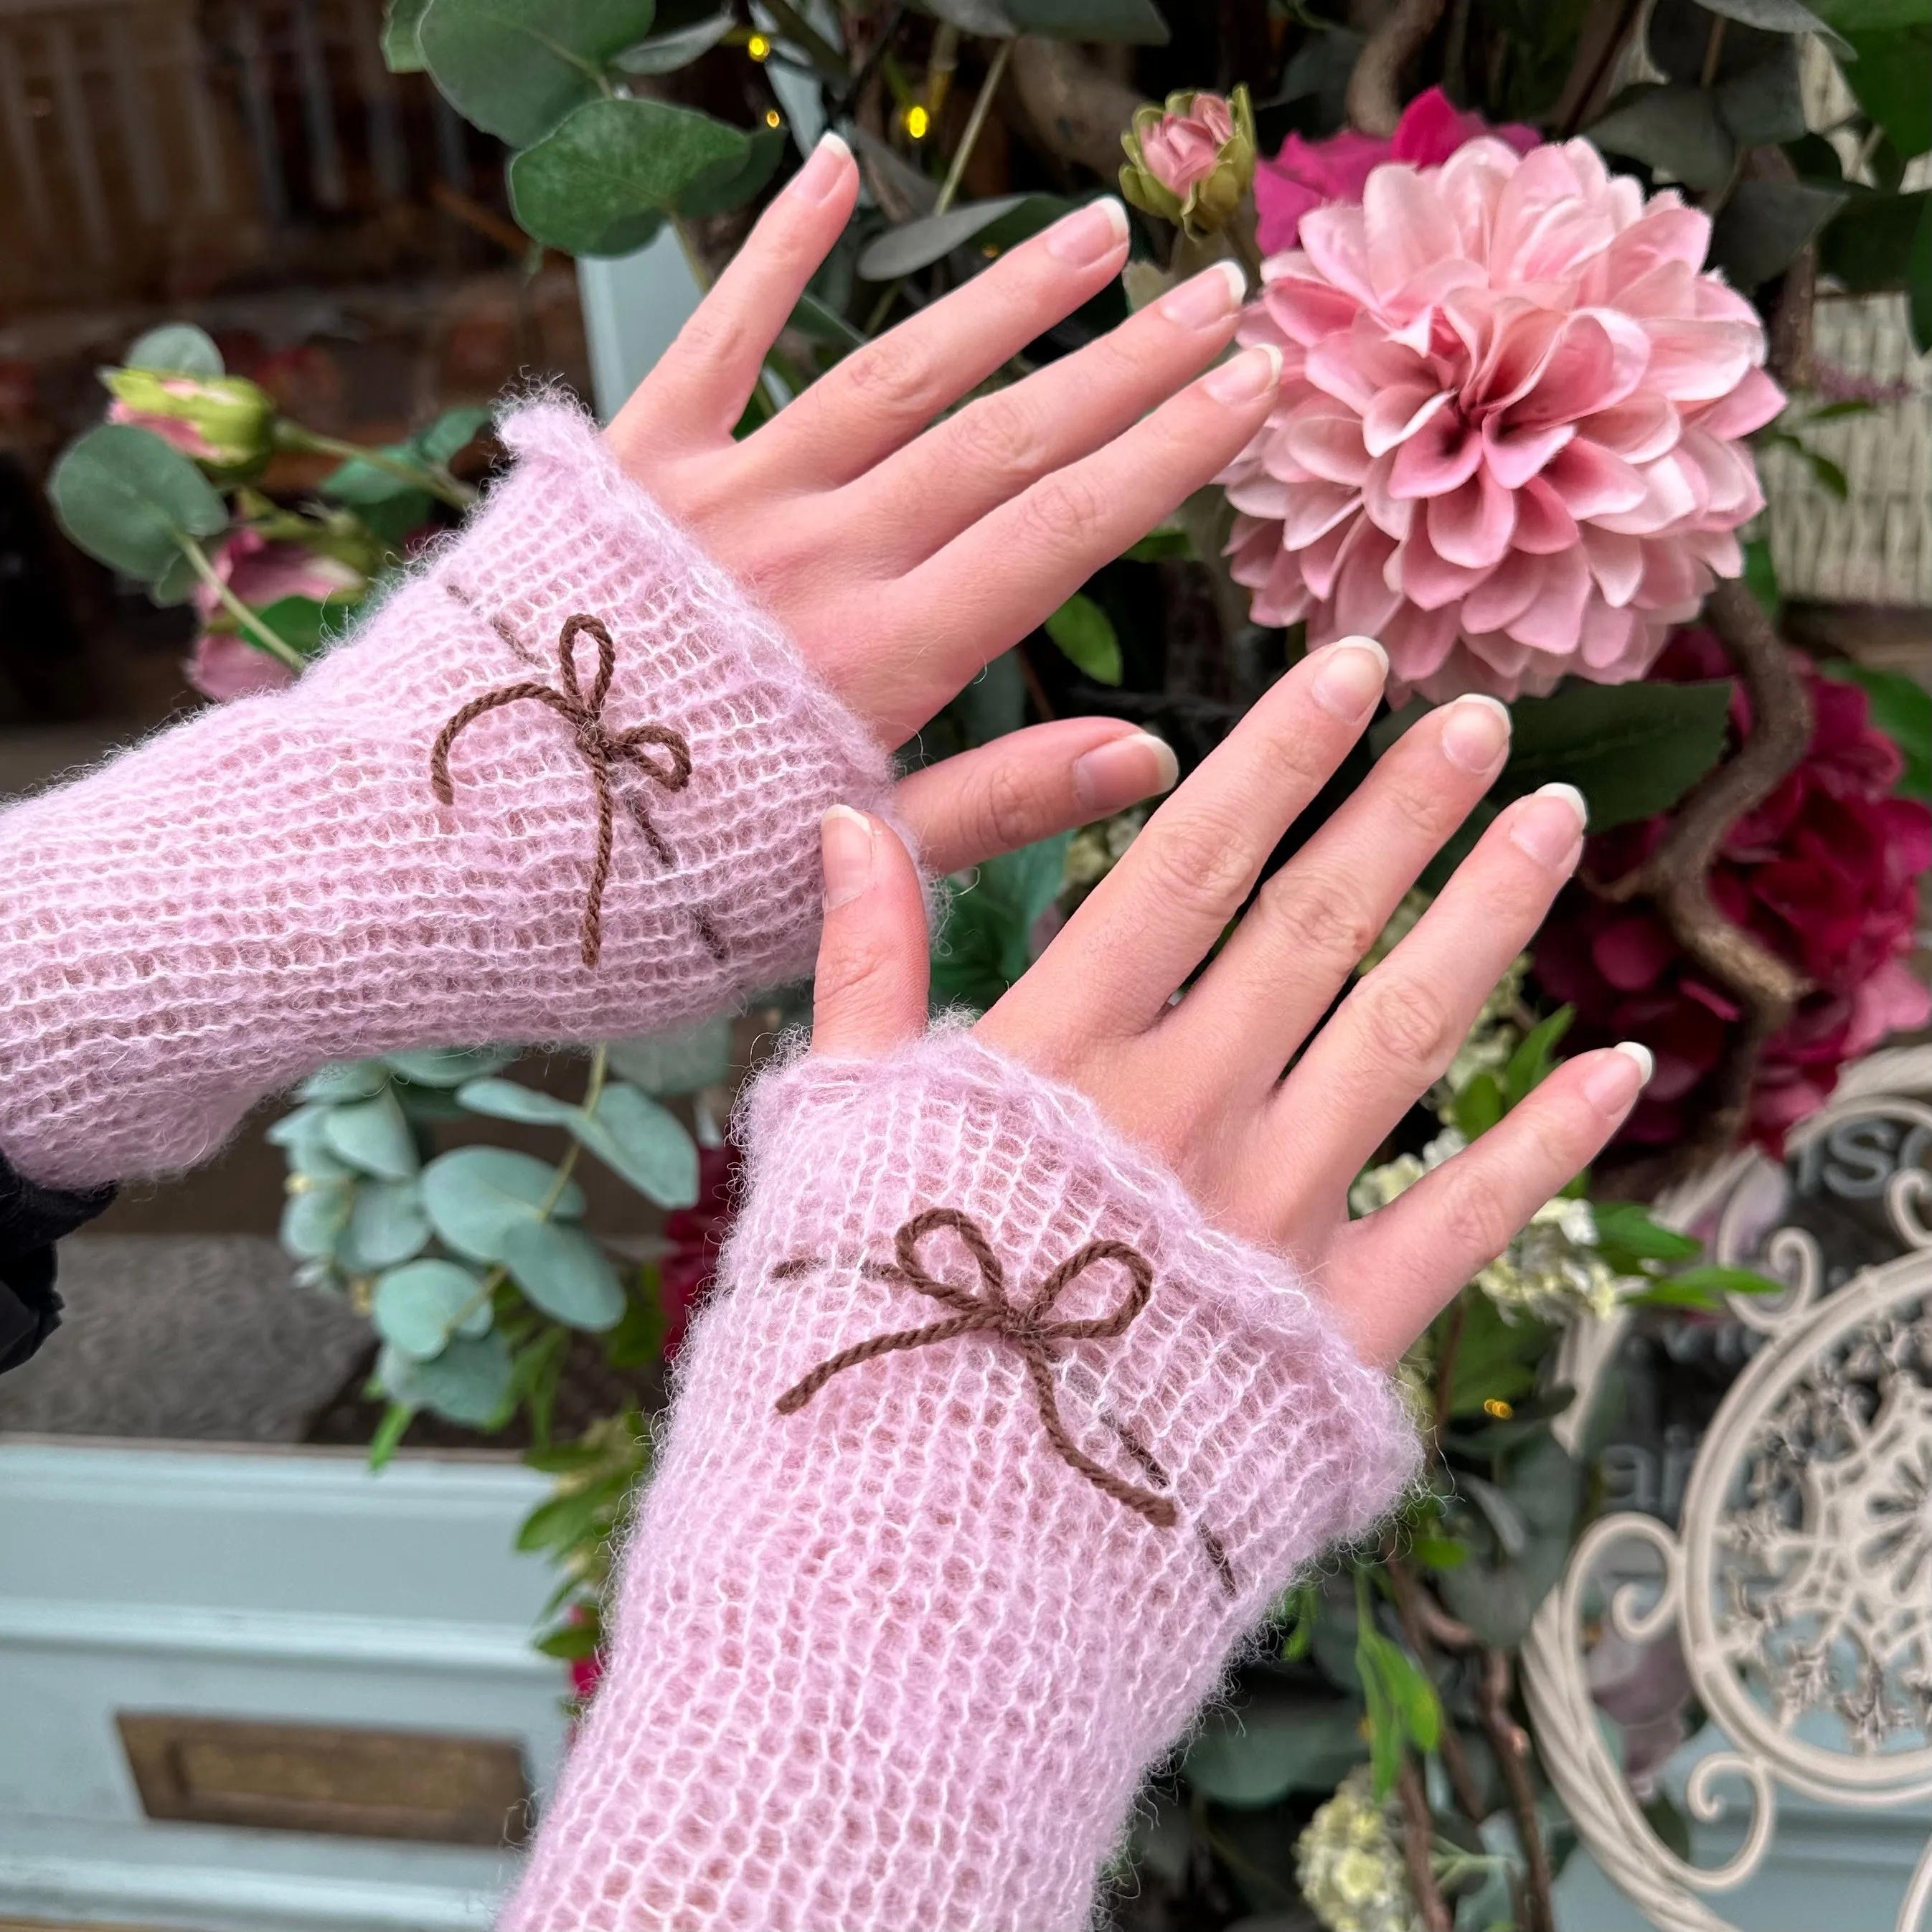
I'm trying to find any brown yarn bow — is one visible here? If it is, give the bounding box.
[775,1207,1177,1529]
[430,613,692,969]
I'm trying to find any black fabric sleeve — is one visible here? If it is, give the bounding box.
[0,1149,115,1375]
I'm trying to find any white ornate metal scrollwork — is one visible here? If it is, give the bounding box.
[1522,1047,1932,1932]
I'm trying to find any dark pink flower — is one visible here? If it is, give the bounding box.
[1533,631,1931,1151]
[1253,87,1538,255]
[186,631,296,702]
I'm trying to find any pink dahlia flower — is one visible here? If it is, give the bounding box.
[1254,86,1538,256]
[1222,137,1786,703]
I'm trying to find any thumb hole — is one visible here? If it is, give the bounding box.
[809,806,930,1060]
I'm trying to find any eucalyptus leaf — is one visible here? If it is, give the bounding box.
[1459,1472,1530,1558]
[455,1076,581,1125]
[501,1220,626,1329]
[380,1329,514,1426]
[420,1146,585,1262]
[677,124,785,222]
[613,8,733,70]
[373,1258,494,1358]
[1692,0,1847,47]
[930,834,1070,1012]
[300,1060,390,1103]
[320,1089,420,1181]
[1587,85,1734,192]
[267,1106,354,1180]
[337,1180,433,1273]
[51,425,228,583]
[914,0,1017,31]
[1710,177,1849,289]
[1497,679,1734,829]
[1715,45,1808,146]
[1182,1690,1365,1806]
[1819,189,1929,295]
[382,1045,518,1087]
[1840,26,1932,162]
[951,649,1027,749]
[1044,591,1123,685]
[123,323,223,377]
[418,0,659,149]
[418,405,493,465]
[572,1082,699,1205]
[382,0,432,68]
[606,1018,732,1095]
[255,593,356,658]
[509,96,749,255]
[857,195,1068,280]
[281,1182,351,1261]
[148,549,199,607]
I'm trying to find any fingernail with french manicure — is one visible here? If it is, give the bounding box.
[789,131,852,205]
[1205,342,1281,404]
[1311,635,1388,722]
[1159,260,1246,329]
[1441,694,1511,773]
[1046,197,1129,268]
[1509,781,1588,867]
[820,804,875,911]
[1585,1041,1653,1114]
[1072,731,1179,814]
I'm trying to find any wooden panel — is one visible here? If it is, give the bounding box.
[116,1712,528,1845]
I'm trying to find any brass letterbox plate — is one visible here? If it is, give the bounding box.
[116,1712,529,1845]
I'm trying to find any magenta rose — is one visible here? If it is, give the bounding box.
[1532,630,1931,1151]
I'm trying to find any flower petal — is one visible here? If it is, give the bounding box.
[1388,408,1483,499]
[1544,438,1648,519]
[1282,400,1372,485]
[1362,384,1451,458]
[1428,465,1517,568]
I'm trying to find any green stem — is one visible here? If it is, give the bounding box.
[274,423,475,510]
[179,534,306,671]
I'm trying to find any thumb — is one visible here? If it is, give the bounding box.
[809,806,930,1060]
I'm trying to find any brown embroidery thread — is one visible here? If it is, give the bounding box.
[774,1207,1177,1530]
[429,613,692,969]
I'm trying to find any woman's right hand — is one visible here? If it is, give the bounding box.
[804,634,1652,1370]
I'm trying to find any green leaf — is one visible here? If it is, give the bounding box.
[382,0,432,68]
[373,1258,494,1358]
[1821,661,1931,798]
[1453,1070,1506,1141]
[572,1082,699,1205]
[50,425,227,582]
[1744,532,1781,617]
[1588,85,1735,192]
[383,1045,519,1086]
[604,1270,669,1367]
[281,1181,351,1261]
[455,1076,580,1125]
[420,1146,585,1262]
[1123,526,1191,562]
[929,834,1070,1012]
[1715,44,1808,146]
[1693,0,1843,40]
[501,1219,626,1329]
[268,1106,354,1180]
[1182,1689,1366,1806]
[676,124,785,222]
[1411,1534,1469,1570]
[1439,1433,1582,1646]
[337,1180,432,1273]
[1004,0,1168,40]
[534,1618,602,1660]
[1912,190,1932,354]
[1667,1263,1786,1297]
[418,0,658,148]
[613,8,733,71]
[1839,25,1932,162]
[606,1018,732,1095]
[1502,1007,1574,1110]
[1591,1200,1703,1263]
[1819,190,1930,295]
[1360,1622,1442,1752]
[509,96,748,255]
[299,1060,389,1103]
[320,1089,420,1181]
[1459,1472,1530,1558]
[1498,679,1734,829]
[254,593,358,658]
[1044,591,1123,686]
[857,194,1069,280]
[1439,1291,1554,1418]
[418,405,493,466]
[380,1329,514,1426]
[123,323,223,377]
[1710,178,1849,289]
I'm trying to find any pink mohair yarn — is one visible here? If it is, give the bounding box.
[0,401,899,1189]
[504,1031,1418,1931]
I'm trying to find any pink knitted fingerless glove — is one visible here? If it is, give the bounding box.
[507,1031,1419,1932]
[0,402,897,1190]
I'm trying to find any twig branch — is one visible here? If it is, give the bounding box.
[1553,0,1642,138]
[1476,1646,1555,1932]
[1008,36,1144,177]
[1396,1755,1453,1932]
[1588,580,1814,1161]
[1385,1557,1489,1825]
[1345,0,1448,137]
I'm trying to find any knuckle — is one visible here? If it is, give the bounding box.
[1022,467,1111,548]
[1435,1167,1518,1266]
[949,396,1052,487]
[1136,807,1257,923]
[672,303,758,377]
[813,929,899,1019]
[841,339,945,419]
[974,758,1046,859]
[1353,969,1461,1080]
[1255,869,1381,971]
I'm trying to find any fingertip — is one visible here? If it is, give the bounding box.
[811,804,930,1060]
[1071,730,1179,815]
[1583,1041,1651,1116]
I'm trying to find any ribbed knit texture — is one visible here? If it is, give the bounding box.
[506,1030,1420,1932]
[0,402,898,1190]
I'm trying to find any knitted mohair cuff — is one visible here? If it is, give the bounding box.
[506,1030,1420,1932]
[0,402,898,1189]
